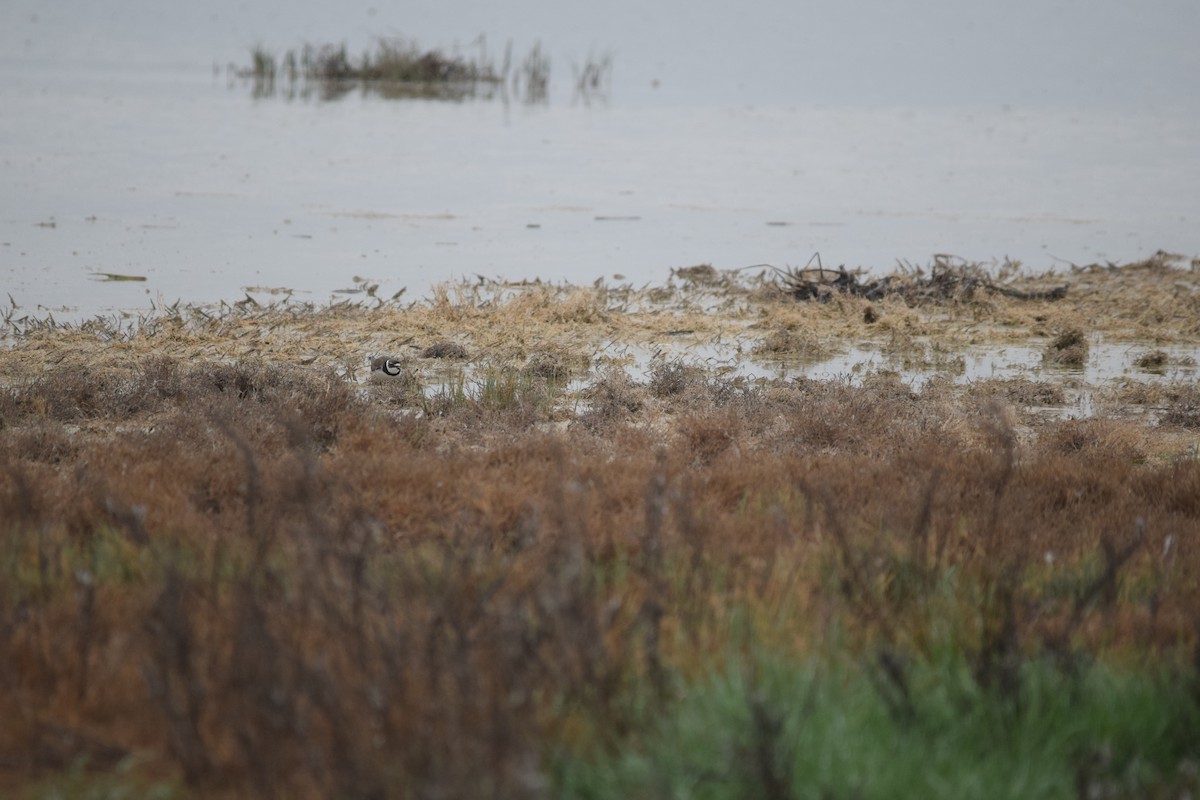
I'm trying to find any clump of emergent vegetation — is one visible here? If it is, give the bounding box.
[2,257,1200,798]
[237,35,610,102]
[1136,349,1170,371]
[248,37,500,82]
[1044,327,1090,367]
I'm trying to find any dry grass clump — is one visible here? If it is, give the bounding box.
[1,357,1200,797]
[1039,418,1147,462]
[1099,378,1178,411]
[549,287,607,324]
[370,370,421,408]
[420,340,469,359]
[880,331,965,374]
[1,418,78,465]
[647,360,705,399]
[753,327,832,360]
[1135,349,1170,371]
[671,264,721,285]
[578,369,644,429]
[1160,385,1200,430]
[1043,328,1090,367]
[967,377,1067,408]
[522,351,574,383]
[0,358,358,448]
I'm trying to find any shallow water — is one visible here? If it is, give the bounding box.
[2,0,1199,319]
[391,334,1200,423]
[625,337,1198,387]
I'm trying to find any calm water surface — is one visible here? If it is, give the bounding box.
[2,0,1198,318]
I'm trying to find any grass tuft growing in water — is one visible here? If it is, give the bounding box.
[239,35,612,103]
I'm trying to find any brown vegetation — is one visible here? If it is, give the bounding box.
[1,257,1199,796]
[1043,328,1090,367]
[1,351,1199,796]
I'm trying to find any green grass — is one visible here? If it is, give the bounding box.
[552,648,1200,799]
[22,757,180,800]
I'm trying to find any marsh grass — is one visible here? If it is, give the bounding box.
[3,356,1200,797]
[1160,385,1200,430]
[1136,349,1170,372]
[239,36,610,103]
[2,262,1200,797]
[572,51,613,97]
[513,41,550,103]
[1044,328,1090,368]
[752,327,834,362]
[247,37,501,85]
[967,376,1067,407]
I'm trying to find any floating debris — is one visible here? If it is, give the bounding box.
[93,273,147,282]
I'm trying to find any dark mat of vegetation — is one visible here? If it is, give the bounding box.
[1,359,1199,798]
[774,258,1070,304]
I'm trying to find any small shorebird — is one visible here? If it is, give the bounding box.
[370,355,405,378]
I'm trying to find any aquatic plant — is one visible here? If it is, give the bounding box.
[236,35,605,103]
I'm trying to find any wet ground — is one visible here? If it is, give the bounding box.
[3,256,1198,436]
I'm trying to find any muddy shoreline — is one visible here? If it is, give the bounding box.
[4,253,1199,441]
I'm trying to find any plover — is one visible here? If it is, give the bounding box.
[370,355,405,378]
